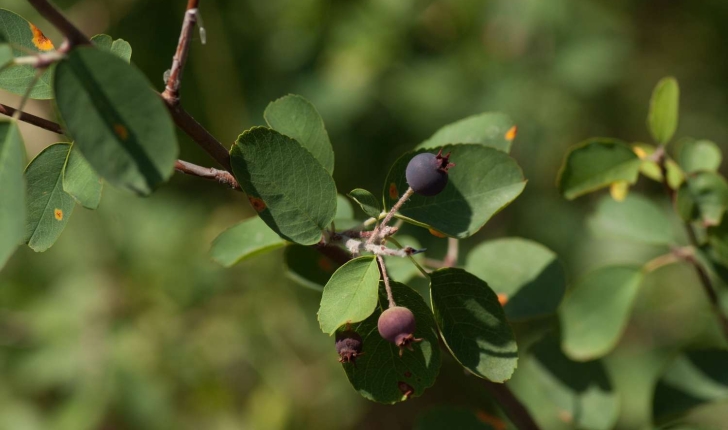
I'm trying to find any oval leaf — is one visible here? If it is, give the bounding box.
[54,47,178,195]
[417,112,516,153]
[342,281,442,403]
[347,188,381,219]
[465,238,566,321]
[24,143,75,252]
[559,265,643,361]
[558,139,641,200]
[587,193,674,245]
[430,267,518,382]
[648,77,679,145]
[383,144,526,238]
[231,127,337,245]
[284,245,340,291]
[91,34,132,63]
[0,9,54,99]
[62,145,102,209]
[318,256,380,334]
[508,335,619,430]
[677,139,722,174]
[210,217,287,267]
[0,121,25,267]
[264,94,334,174]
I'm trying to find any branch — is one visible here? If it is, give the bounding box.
[481,381,540,430]
[0,103,63,134]
[175,160,239,190]
[165,103,232,171]
[161,0,201,105]
[27,0,90,47]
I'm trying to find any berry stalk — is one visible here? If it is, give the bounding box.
[376,255,396,309]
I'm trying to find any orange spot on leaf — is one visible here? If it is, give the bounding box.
[505,125,517,141]
[388,183,398,200]
[54,209,63,220]
[113,124,129,141]
[557,409,573,423]
[317,256,334,273]
[476,411,507,430]
[428,228,447,238]
[248,196,266,212]
[29,23,54,51]
[497,293,508,306]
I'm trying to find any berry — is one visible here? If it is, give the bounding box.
[377,306,423,356]
[405,149,455,196]
[335,329,363,364]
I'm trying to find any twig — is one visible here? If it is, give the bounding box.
[175,160,239,190]
[642,251,681,273]
[0,103,63,134]
[481,381,540,430]
[162,0,201,105]
[376,255,396,308]
[164,103,232,172]
[368,187,414,245]
[27,0,90,47]
[443,237,459,267]
[389,237,429,278]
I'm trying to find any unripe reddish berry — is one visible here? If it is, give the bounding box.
[405,149,454,196]
[377,306,423,356]
[335,329,363,364]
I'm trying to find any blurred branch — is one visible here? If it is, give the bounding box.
[481,381,540,430]
[0,103,63,134]
[174,160,239,190]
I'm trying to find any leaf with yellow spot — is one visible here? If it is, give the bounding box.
[0,120,26,268]
[24,143,75,252]
[418,112,516,153]
[0,9,54,99]
[609,181,629,202]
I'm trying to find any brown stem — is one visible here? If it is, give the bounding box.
[443,237,458,267]
[175,160,239,190]
[27,0,91,47]
[482,381,540,430]
[0,103,63,134]
[164,102,232,172]
[161,0,201,105]
[376,255,396,308]
[368,187,414,245]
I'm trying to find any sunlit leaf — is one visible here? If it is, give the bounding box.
[210,217,287,267]
[231,127,337,245]
[0,9,54,99]
[430,268,518,382]
[0,120,25,267]
[417,112,516,153]
[465,238,566,321]
[383,144,526,238]
[587,194,674,245]
[648,77,679,145]
[318,256,380,334]
[24,143,75,252]
[91,34,132,63]
[342,281,442,403]
[347,188,381,219]
[62,145,102,210]
[558,139,641,200]
[264,94,334,174]
[560,266,643,361]
[54,47,178,195]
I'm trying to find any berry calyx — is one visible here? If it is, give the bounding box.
[405,149,455,197]
[377,306,422,356]
[335,329,364,364]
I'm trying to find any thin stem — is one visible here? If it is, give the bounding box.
[642,251,681,273]
[481,380,540,430]
[368,187,414,245]
[27,0,91,47]
[162,0,201,105]
[174,160,239,190]
[0,103,63,133]
[389,237,429,278]
[443,237,459,267]
[376,255,396,308]
[164,103,232,171]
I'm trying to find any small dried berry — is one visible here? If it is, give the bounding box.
[335,329,363,364]
[378,306,422,356]
[405,149,454,196]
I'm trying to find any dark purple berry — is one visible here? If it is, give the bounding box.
[335,330,363,364]
[405,150,454,196]
[377,306,423,356]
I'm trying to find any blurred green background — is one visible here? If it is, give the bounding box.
[2,0,728,428]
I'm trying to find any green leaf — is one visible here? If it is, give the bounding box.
[284,245,340,291]
[648,77,680,145]
[347,188,381,219]
[210,217,287,267]
[587,194,674,245]
[677,172,728,226]
[430,267,518,382]
[54,47,178,195]
[558,139,641,200]
[342,281,442,403]
[24,143,75,252]
[91,34,132,63]
[0,33,12,69]
[318,256,381,334]
[415,407,497,430]
[0,120,25,268]
[335,194,354,220]
[417,112,517,153]
[62,145,102,210]
[383,144,526,238]
[508,335,619,430]
[632,143,684,189]
[676,139,722,174]
[559,265,643,361]
[0,9,54,99]
[264,94,334,174]
[231,127,337,245]
[465,238,566,321]
[707,219,728,267]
